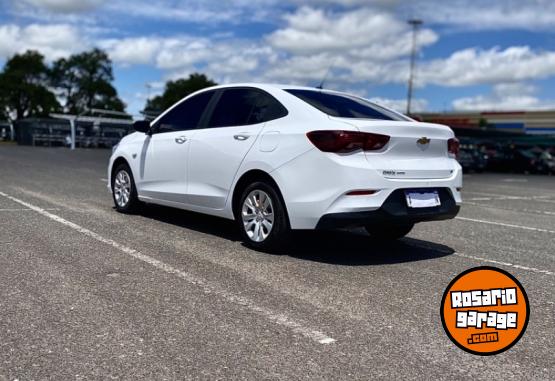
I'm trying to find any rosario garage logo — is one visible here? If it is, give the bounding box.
[440,267,529,355]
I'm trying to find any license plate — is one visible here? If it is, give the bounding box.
[405,190,441,208]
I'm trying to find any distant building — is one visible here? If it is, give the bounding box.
[13,117,132,147]
[415,110,555,135]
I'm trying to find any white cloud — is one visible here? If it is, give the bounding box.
[11,0,555,32]
[289,0,401,7]
[0,23,86,60]
[4,1,555,116]
[299,0,555,31]
[368,97,428,113]
[155,39,215,70]
[98,35,278,85]
[263,6,437,85]
[105,2,238,23]
[99,37,161,65]
[412,0,555,31]
[94,5,555,112]
[103,0,284,24]
[418,47,555,87]
[452,82,555,111]
[22,0,106,13]
[267,6,437,57]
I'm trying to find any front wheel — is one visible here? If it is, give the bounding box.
[365,223,414,241]
[237,181,290,252]
[112,164,140,213]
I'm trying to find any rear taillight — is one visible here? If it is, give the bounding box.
[306,130,390,153]
[448,137,460,158]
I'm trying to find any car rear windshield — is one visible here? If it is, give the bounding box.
[284,89,409,121]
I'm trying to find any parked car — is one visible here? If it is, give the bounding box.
[531,147,555,174]
[108,84,462,250]
[487,145,553,174]
[458,142,488,172]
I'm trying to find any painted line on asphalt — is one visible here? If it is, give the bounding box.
[454,252,555,277]
[462,201,555,216]
[463,191,524,198]
[0,207,60,212]
[502,178,528,183]
[463,191,554,202]
[403,241,554,277]
[464,196,545,201]
[456,216,555,234]
[100,178,108,182]
[533,198,555,204]
[0,191,336,345]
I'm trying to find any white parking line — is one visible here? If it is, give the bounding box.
[403,241,554,277]
[0,191,335,345]
[502,178,528,183]
[463,191,554,202]
[462,201,555,216]
[533,198,555,204]
[454,253,555,276]
[456,216,555,234]
[0,208,60,212]
[463,191,522,198]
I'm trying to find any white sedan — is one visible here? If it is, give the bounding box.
[108,84,462,250]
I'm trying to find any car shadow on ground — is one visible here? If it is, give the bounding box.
[282,231,454,266]
[135,204,455,266]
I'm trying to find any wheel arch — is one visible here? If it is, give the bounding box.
[110,156,132,185]
[231,169,290,227]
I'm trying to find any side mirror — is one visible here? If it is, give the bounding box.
[133,120,150,134]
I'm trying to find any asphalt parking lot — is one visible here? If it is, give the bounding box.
[0,145,554,380]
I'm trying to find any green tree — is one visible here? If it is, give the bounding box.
[51,48,125,114]
[145,73,217,115]
[0,50,60,120]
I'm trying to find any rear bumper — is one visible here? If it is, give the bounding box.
[270,147,462,229]
[315,188,460,229]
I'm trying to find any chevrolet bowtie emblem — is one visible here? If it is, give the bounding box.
[417,137,431,145]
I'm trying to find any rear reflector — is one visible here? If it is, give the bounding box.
[448,137,460,158]
[306,130,390,153]
[346,190,377,196]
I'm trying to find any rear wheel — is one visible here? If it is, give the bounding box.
[365,223,414,241]
[237,181,289,251]
[112,163,140,213]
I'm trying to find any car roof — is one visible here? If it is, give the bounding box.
[199,83,346,94]
[188,83,412,122]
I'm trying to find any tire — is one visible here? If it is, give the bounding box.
[236,181,290,251]
[111,163,140,213]
[364,223,414,241]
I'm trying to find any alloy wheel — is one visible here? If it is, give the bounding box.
[241,189,274,242]
[114,170,131,208]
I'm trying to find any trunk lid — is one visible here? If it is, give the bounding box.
[330,117,457,179]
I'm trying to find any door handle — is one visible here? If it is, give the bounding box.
[175,136,187,144]
[234,134,250,141]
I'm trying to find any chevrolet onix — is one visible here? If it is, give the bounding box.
[108,84,461,250]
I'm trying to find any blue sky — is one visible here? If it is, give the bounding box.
[1,0,555,116]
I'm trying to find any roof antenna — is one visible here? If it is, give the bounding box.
[316,62,334,89]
